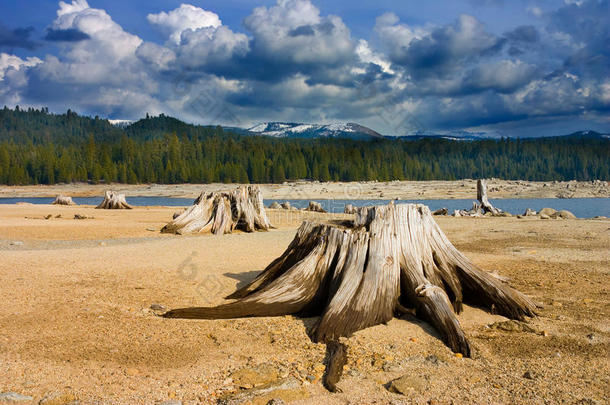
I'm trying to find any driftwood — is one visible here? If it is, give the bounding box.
[164,203,536,389]
[477,179,500,215]
[306,201,326,213]
[161,186,272,235]
[52,195,75,205]
[432,207,448,216]
[96,191,132,209]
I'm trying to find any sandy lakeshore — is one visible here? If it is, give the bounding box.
[0,203,608,404]
[1,179,608,200]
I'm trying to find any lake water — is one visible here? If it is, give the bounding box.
[0,196,608,218]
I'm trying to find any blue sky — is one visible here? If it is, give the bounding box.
[1,0,608,136]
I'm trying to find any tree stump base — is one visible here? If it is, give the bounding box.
[96,191,132,209]
[163,203,537,389]
[52,195,75,205]
[161,185,272,235]
[306,201,326,213]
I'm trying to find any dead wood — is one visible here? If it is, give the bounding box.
[344,204,356,214]
[161,185,272,235]
[163,202,537,388]
[306,201,326,213]
[323,340,347,392]
[52,195,75,205]
[477,179,500,215]
[96,191,132,209]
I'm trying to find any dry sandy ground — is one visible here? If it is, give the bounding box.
[1,179,608,200]
[0,204,608,404]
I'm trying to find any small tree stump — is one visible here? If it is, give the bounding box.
[96,191,132,209]
[161,185,272,235]
[164,203,536,370]
[306,201,326,213]
[432,207,448,216]
[52,195,75,205]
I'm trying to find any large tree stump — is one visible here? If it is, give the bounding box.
[163,203,536,388]
[161,185,272,235]
[96,191,132,209]
[52,195,75,205]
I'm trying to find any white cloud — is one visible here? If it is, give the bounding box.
[145,4,248,70]
[51,0,142,62]
[177,25,249,67]
[243,0,354,65]
[0,53,42,81]
[464,59,537,93]
[355,39,394,74]
[147,4,222,45]
[135,42,176,70]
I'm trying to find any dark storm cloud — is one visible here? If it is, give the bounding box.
[0,23,38,50]
[44,28,90,42]
[549,0,609,77]
[504,25,539,43]
[380,15,503,78]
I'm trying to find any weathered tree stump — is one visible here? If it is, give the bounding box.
[477,179,501,215]
[344,204,356,214]
[161,186,272,235]
[306,201,326,213]
[163,203,536,389]
[96,191,132,209]
[52,195,75,205]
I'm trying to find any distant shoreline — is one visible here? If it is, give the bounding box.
[1,179,608,200]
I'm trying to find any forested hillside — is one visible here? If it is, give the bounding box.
[0,107,608,185]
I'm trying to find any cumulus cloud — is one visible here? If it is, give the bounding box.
[135,41,175,71]
[549,0,609,77]
[18,0,154,118]
[0,53,42,81]
[244,0,355,68]
[144,4,249,74]
[0,53,42,105]
[462,59,537,94]
[176,24,249,68]
[376,14,501,78]
[147,4,222,45]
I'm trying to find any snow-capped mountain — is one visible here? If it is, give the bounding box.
[247,122,384,140]
[108,119,134,128]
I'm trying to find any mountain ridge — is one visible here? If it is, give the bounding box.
[1,107,608,143]
[246,122,385,140]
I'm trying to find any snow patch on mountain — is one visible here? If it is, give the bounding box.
[247,122,383,140]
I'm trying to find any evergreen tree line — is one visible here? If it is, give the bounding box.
[0,107,608,185]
